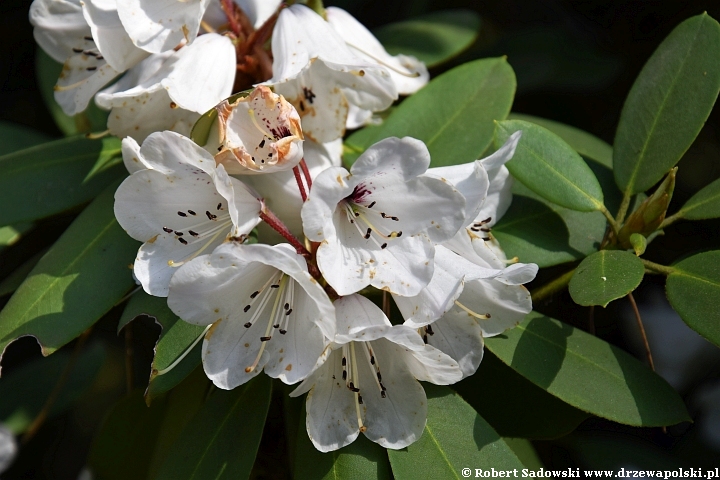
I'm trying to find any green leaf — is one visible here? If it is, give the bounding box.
[0,121,51,156]
[119,292,205,404]
[484,312,690,426]
[495,119,604,212]
[0,224,33,251]
[0,136,124,226]
[387,385,523,479]
[0,182,139,359]
[453,350,590,439]
[676,176,720,220]
[294,402,392,480]
[666,251,720,347]
[344,58,515,168]
[568,250,645,307]
[502,438,544,470]
[147,367,210,479]
[373,9,480,68]
[613,13,720,195]
[88,390,167,480]
[0,250,46,298]
[155,375,272,480]
[36,50,109,136]
[507,113,612,168]
[0,341,106,434]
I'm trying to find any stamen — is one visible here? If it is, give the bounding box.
[188,210,197,215]
[350,343,366,432]
[454,300,491,319]
[245,275,288,373]
[346,42,422,77]
[177,211,187,217]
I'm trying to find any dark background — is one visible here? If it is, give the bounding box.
[1,0,719,477]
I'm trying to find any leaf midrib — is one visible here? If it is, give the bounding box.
[423,424,461,480]
[671,270,720,288]
[623,16,705,195]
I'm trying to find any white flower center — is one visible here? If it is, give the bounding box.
[469,216,493,241]
[342,197,402,250]
[164,201,234,268]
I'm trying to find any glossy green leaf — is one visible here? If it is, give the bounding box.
[119,292,205,404]
[0,136,124,226]
[344,58,516,168]
[495,119,604,212]
[0,224,33,250]
[155,375,272,480]
[387,385,523,479]
[88,390,167,480]
[0,121,51,156]
[453,350,590,440]
[373,9,480,68]
[147,367,210,479]
[614,13,720,194]
[0,182,139,360]
[507,113,612,168]
[503,438,544,470]
[569,250,645,307]
[36,50,109,136]
[294,403,392,480]
[666,251,720,347]
[485,312,690,426]
[0,341,105,434]
[676,177,720,220]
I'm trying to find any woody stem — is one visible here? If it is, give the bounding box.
[259,204,309,256]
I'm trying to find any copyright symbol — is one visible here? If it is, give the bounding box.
[462,468,471,477]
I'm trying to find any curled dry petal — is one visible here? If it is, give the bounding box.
[214,86,305,175]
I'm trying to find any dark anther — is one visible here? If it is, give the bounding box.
[83,50,96,56]
[351,387,360,393]
[482,217,492,224]
[364,228,372,239]
[376,372,382,382]
[259,139,265,148]
[483,237,491,241]
[426,324,434,335]
[285,309,293,315]
[370,356,375,365]
[342,357,346,366]
[480,227,491,232]
[279,329,287,334]
[381,243,388,249]
[177,211,187,217]
[381,391,387,398]
[302,86,316,104]
[250,291,260,299]
[189,230,199,237]
[72,48,83,53]
[86,66,97,71]
[391,216,399,221]
[470,227,480,232]
[368,201,376,208]
[244,322,252,328]
[188,210,196,215]
[396,231,403,237]
[299,100,305,111]
[162,227,173,233]
[358,395,364,404]
[206,211,217,220]
[217,203,222,210]
[84,35,93,41]
[273,324,280,329]
[342,370,347,380]
[244,305,251,312]
[175,231,184,236]
[178,237,188,245]
[423,334,428,344]
[260,336,272,342]
[284,303,289,310]
[271,284,280,289]
[485,313,492,318]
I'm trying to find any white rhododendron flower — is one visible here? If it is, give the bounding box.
[301,137,466,296]
[30,0,149,115]
[292,294,462,452]
[267,4,397,143]
[96,33,236,141]
[167,243,336,389]
[214,86,304,175]
[114,131,262,296]
[326,7,429,129]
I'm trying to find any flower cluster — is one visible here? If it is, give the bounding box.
[32,0,537,452]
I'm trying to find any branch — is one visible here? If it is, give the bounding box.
[531,268,576,303]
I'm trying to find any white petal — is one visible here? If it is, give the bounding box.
[235,0,282,29]
[450,278,532,337]
[0,425,16,474]
[395,245,503,328]
[326,7,428,95]
[160,33,236,113]
[301,165,351,243]
[482,130,522,171]
[81,0,148,72]
[30,0,89,63]
[135,131,217,175]
[274,62,349,144]
[116,0,212,53]
[212,165,262,237]
[333,294,392,343]
[121,136,151,174]
[359,337,428,449]
[425,160,490,227]
[350,136,429,180]
[301,349,360,452]
[425,314,485,378]
[54,56,120,115]
[345,104,373,130]
[382,325,463,385]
